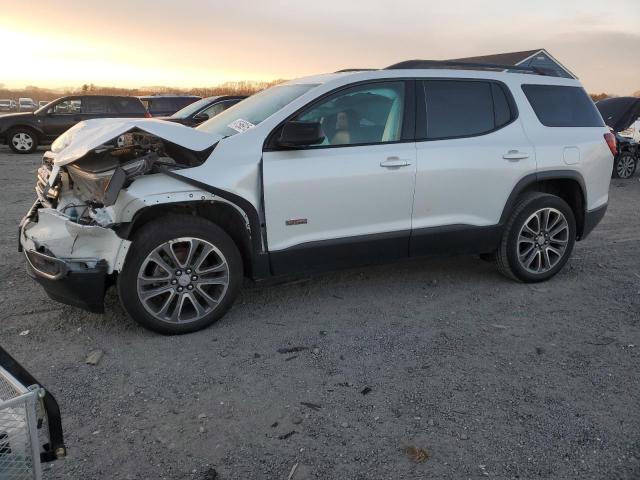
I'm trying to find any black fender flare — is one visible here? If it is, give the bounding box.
[499,170,587,225]
[116,170,272,279]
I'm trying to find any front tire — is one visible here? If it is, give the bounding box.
[117,215,243,334]
[8,128,38,154]
[495,193,576,283]
[612,153,637,179]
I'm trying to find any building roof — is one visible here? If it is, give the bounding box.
[449,49,576,79]
[451,49,543,66]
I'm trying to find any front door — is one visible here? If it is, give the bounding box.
[262,81,417,275]
[42,98,85,141]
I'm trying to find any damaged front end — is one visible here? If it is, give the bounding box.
[20,120,220,312]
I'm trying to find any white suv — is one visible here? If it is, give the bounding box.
[20,61,614,333]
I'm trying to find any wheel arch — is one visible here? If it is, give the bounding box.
[4,124,43,143]
[501,171,587,240]
[116,200,261,278]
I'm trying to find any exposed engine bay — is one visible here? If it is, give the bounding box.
[35,130,212,227]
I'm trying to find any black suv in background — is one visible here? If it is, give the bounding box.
[0,95,149,154]
[160,95,246,126]
[137,95,201,117]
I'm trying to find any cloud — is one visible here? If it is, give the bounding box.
[545,31,640,94]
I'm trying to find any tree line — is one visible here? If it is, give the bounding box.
[0,79,287,102]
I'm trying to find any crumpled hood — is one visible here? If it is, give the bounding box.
[51,118,222,166]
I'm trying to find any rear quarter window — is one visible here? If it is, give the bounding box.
[147,98,175,113]
[522,85,604,127]
[112,97,146,114]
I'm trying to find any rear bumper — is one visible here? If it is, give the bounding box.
[25,249,108,313]
[581,203,607,239]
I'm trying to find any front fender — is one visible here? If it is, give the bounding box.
[111,172,218,224]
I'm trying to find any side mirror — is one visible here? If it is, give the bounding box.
[193,113,209,122]
[278,121,325,148]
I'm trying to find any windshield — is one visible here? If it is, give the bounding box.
[196,84,317,138]
[170,97,216,119]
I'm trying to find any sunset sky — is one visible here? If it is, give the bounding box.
[1,0,639,94]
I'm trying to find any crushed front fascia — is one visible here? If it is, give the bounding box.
[22,208,130,273]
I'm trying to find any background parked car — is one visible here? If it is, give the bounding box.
[619,117,640,143]
[18,97,37,112]
[0,99,16,112]
[596,96,640,178]
[0,95,149,153]
[138,95,201,117]
[39,100,51,108]
[159,95,246,126]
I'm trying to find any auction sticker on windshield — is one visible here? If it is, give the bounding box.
[228,119,255,133]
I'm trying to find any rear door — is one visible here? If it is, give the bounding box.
[411,79,536,255]
[262,80,417,274]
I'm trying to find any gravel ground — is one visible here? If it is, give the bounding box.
[1,146,639,480]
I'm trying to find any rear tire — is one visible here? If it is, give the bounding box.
[495,192,576,283]
[612,153,637,179]
[117,215,243,334]
[7,127,38,154]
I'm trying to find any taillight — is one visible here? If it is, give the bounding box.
[144,111,152,118]
[604,132,617,156]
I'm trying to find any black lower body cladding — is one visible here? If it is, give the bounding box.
[26,254,109,313]
[581,203,607,239]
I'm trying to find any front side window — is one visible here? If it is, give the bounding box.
[50,99,82,114]
[170,97,212,119]
[422,80,510,140]
[295,82,405,146]
[200,100,235,119]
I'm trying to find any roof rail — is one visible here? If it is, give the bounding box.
[384,60,550,76]
[334,68,378,73]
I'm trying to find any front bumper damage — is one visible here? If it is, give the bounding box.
[19,204,130,313]
[19,119,224,314]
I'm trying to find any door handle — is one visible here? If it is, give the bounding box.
[380,156,411,168]
[503,150,529,161]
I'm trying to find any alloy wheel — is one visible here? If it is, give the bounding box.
[11,132,34,151]
[616,155,636,179]
[136,237,230,324]
[517,208,569,274]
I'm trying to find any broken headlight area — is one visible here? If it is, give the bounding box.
[65,131,176,207]
[66,151,160,206]
[37,130,212,225]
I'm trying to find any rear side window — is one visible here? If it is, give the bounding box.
[84,97,114,114]
[421,80,514,140]
[147,98,175,113]
[522,85,604,127]
[112,97,145,114]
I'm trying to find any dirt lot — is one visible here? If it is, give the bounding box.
[1,146,639,480]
